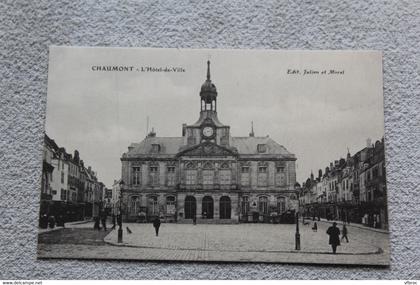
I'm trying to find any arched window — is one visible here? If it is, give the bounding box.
[166,196,176,215]
[184,196,196,219]
[202,196,214,219]
[130,196,140,215]
[277,197,286,214]
[220,196,231,219]
[241,196,249,216]
[258,196,268,214]
[147,196,159,217]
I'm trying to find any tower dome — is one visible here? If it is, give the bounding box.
[200,60,217,103]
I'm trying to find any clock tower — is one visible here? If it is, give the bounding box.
[182,61,231,147]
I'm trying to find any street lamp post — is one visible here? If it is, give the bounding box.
[117,180,124,243]
[295,211,301,250]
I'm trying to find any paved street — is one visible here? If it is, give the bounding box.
[37,220,389,265]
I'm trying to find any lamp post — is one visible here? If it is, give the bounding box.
[117,180,124,243]
[295,211,301,250]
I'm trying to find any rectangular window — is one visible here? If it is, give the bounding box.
[60,189,66,200]
[258,166,267,173]
[276,166,284,173]
[186,170,197,185]
[61,171,65,183]
[132,167,141,185]
[148,166,159,185]
[202,170,214,185]
[167,166,175,173]
[275,173,285,186]
[372,167,378,178]
[220,170,231,185]
[241,173,250,186]
[258,166,268,187]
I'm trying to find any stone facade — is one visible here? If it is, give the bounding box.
[299,138,388,230]
[120,61,298,223]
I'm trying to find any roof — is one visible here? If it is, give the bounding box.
[125,135,294,158]
[126,137,184,157]
[231,136,293,156]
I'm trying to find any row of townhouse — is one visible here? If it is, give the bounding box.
[298,138,388,230]
[40,134,107,222]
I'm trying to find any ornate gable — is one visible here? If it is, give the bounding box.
[177,142,238,158]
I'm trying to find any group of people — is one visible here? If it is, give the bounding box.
[39,213,66,229]
[93,210,109,231]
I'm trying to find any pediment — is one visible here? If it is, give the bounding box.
[177,142,238,157]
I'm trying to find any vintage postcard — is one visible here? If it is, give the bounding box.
[38,47,389,265]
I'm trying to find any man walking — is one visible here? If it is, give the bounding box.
[326,222,341,254]
[100,210,107,231]
[341,224,349,242]
[153,216,161,237]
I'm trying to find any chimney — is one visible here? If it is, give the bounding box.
[182,124,187,136]
[366,138,372,148]
[147,127,156,138]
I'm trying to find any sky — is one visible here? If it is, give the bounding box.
[46,47,384,188]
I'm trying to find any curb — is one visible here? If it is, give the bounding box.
[314,219,389,234]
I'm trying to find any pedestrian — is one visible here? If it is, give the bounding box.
[100,210,107,231]
[153,217,161,237]
[312,222,318,232]
[111,213,116,229]
[39,213,48,229]
[57,214,65,227]
[326,222,341,254]
[94,216,101,230]
[193,215,197,225]
[341,224,349,242]
[48,215,56,229]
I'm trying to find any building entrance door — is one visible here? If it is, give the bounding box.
[184,196,196,219]
[219,196,231,219]
[202,196,214,219]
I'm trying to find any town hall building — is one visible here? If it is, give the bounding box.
[120,61,299,223]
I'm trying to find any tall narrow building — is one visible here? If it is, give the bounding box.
[120,61,298,223]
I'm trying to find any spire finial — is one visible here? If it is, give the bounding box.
[207,60,211,80]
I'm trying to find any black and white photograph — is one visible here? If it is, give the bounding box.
[37,47,389,265]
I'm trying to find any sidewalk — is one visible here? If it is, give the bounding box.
[307,218,389,234]
[38,219,93,234]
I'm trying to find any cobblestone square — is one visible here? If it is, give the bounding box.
[38,220,389,265]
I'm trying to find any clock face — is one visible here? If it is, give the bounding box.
[202,126,214,137]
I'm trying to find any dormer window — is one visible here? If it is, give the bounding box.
[151,144,161,153]
[257,144,267,153]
